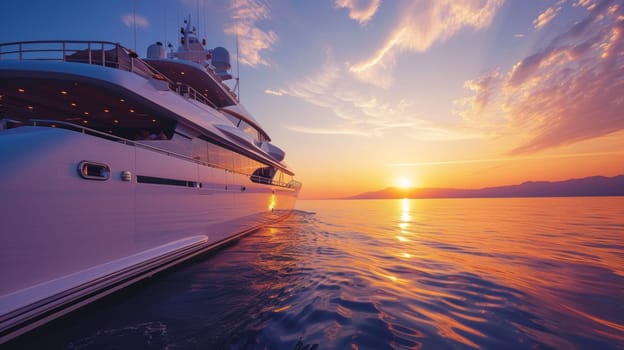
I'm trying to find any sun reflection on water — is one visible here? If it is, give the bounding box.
[400,198,411,223]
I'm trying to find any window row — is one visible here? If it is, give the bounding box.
[223,112,269,144]
[191,136,286,181]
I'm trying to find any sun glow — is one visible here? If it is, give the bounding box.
[397,177,415,189]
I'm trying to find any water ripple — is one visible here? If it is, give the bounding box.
[5,197,624,349]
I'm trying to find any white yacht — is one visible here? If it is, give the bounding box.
[0,20,301,343]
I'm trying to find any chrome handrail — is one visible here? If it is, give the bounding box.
[174,83,218,109]
[3,118,295,189]
[0,40,123,64]
[0,40,157,82]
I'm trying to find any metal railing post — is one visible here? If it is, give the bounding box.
[87,42,92,64]
[129,46,134,72]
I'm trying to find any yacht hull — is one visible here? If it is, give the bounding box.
[0,126,299,342]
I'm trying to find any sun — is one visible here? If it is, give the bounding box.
[397,177,413,189]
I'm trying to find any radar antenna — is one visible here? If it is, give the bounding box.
[132,0,137,51]
[234,33,240,102]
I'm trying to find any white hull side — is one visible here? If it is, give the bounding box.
[0,126,298,342]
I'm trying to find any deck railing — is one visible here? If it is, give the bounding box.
[0,40,220,110]
[0,40,134,68]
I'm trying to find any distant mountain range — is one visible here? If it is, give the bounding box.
[347,175,624,199]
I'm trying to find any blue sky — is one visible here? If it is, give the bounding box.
[2,0,623,198]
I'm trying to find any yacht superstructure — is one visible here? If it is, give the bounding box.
[0,19,300,343]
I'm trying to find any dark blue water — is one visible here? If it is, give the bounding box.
[6,197,624,349]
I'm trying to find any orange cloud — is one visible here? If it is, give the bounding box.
[455,0,624,154]
[335,0,381,24]
[533,7,561,30]
[349,0,504,87]
[224,0,277,66]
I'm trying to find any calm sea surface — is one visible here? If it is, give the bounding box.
[6,197,624,349]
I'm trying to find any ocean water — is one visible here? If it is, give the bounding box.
[6,197,624,350]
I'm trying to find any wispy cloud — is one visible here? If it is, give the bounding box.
[349,0,504,87]
[285,126,373,136]
[574,0,596,10]
[388,151,624,167]
[274,51,481,140]
[454,0,624,154]
[265,88,287,96]
[335,0,381,24]
[454,69,504,123]
[404,121,488,141]
[224,0,277,66]
[283,63,416,135]
[533,6,562,30]
[121,14,149,29]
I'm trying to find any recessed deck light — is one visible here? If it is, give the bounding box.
[27,106,33,110]
[120,98,125,102]
[60,91,68,95]
[113,119,119,124]
[104,108,110,113]
[18,88,25,93]
[129,108,135,113]
[82,120,88,124]
[152,119,156,123]
[71,102,77,107]
[83,111,89,115]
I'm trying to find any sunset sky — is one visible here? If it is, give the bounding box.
[2,0,623,199]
